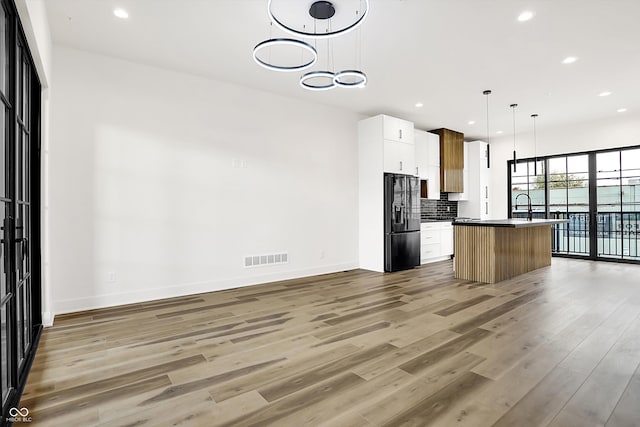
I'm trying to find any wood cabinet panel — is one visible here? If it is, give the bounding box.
[431,128,464,193]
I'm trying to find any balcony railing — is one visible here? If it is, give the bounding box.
[512,211,640,260]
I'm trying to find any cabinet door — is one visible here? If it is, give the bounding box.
[384,140,416,174]
[427,132,440,167]
[383,140,402,173]
[479,142,490,219]
[399,141,416,174]
[421,243,441,263]
[441,225,454,256]
[414,131,429,178]
[427,166,440,200]
[398,119,415,144]
[383,116,414,143]
[420,224,442,245]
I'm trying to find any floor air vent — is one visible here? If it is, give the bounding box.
[244,252,288,268]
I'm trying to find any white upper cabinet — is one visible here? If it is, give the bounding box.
[456,140,491,219]
[377,115,415,174]
[427,132,440,167]
[383,115,415,144]
[383,139,415,174]
[415,129,440,199]
[414,130,429,178]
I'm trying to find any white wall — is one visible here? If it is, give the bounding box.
[50,46,360,314]
[15,0,51,86]
[489,113,640,218]
[15,0,53,325]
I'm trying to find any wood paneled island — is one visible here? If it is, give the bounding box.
[453,219,569,283]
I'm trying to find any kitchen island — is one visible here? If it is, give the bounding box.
[453,219,568,283]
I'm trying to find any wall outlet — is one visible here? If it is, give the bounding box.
[107,272,117,283]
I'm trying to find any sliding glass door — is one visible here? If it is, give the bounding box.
[596,149,640,260]
[508,146,640,263]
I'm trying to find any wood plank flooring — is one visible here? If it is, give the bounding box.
[21,258,640,426]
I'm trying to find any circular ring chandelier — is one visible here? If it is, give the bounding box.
[300,71,336,91]
[267,0,370,39]
[252,38,318,72]
[334,69,367,88]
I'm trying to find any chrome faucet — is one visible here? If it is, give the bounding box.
[515,193,533,221]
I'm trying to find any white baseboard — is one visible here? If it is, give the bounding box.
[42,311,54,327]
[421,255,452,265]
[52,262,358,316]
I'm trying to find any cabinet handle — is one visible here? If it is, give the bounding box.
[416,167,419,175]
[400,161,403,171]
[399,129,403,140]
[485,186,488,199]
[485,202,488,215]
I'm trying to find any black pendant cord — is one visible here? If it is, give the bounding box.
[511,103,518,172]
[483,90,492,168]
[532,114,539,176]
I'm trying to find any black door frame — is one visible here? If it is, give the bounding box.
[1,0,42,424]
[507,145,640,265]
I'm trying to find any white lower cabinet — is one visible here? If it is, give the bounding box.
[421,222,454,264]
[440,224,453,255]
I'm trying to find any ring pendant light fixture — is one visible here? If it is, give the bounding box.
[300,36,336,90]
[511,103,518,172]
[268,0,369,39]
[254,0,368,91]
[531,114,539,176]
[300,70,336,91]
[252,38,318,72]
[334,69,367,87]
[483,90,492,168]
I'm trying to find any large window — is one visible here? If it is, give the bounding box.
[508,146,640,263]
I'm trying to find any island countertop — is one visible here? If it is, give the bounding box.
[452,218,568,228]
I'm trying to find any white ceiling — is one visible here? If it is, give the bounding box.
[46,0,640,140]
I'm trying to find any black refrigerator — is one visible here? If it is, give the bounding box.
[384,173,421,272]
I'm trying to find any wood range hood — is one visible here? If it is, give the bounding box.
[430,128,464,193]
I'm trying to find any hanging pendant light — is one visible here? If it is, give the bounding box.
[510,103,518,172]
[300,71,336,90]
[531,114,539,176]
[300,37,336,91]
[254,1,369,91]
[252,38,318,72]
[334,25,366,88]
[483,90,492,168]
[268,0,370,39]
[334,70,367,87]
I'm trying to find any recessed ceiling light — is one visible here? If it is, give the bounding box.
[562,56,578,64]
[617,108,628,113]
[517,11,534,22]
[415,102,423,108]
[468,121,476,125]
[599,91,612,97]
[113,8,129,19]
[496,130,504,134]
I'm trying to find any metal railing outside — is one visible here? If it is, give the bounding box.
[549,211,640,259]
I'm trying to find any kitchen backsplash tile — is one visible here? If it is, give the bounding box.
[421,193,458,220]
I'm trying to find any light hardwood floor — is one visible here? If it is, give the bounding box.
[21,258,640,426]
